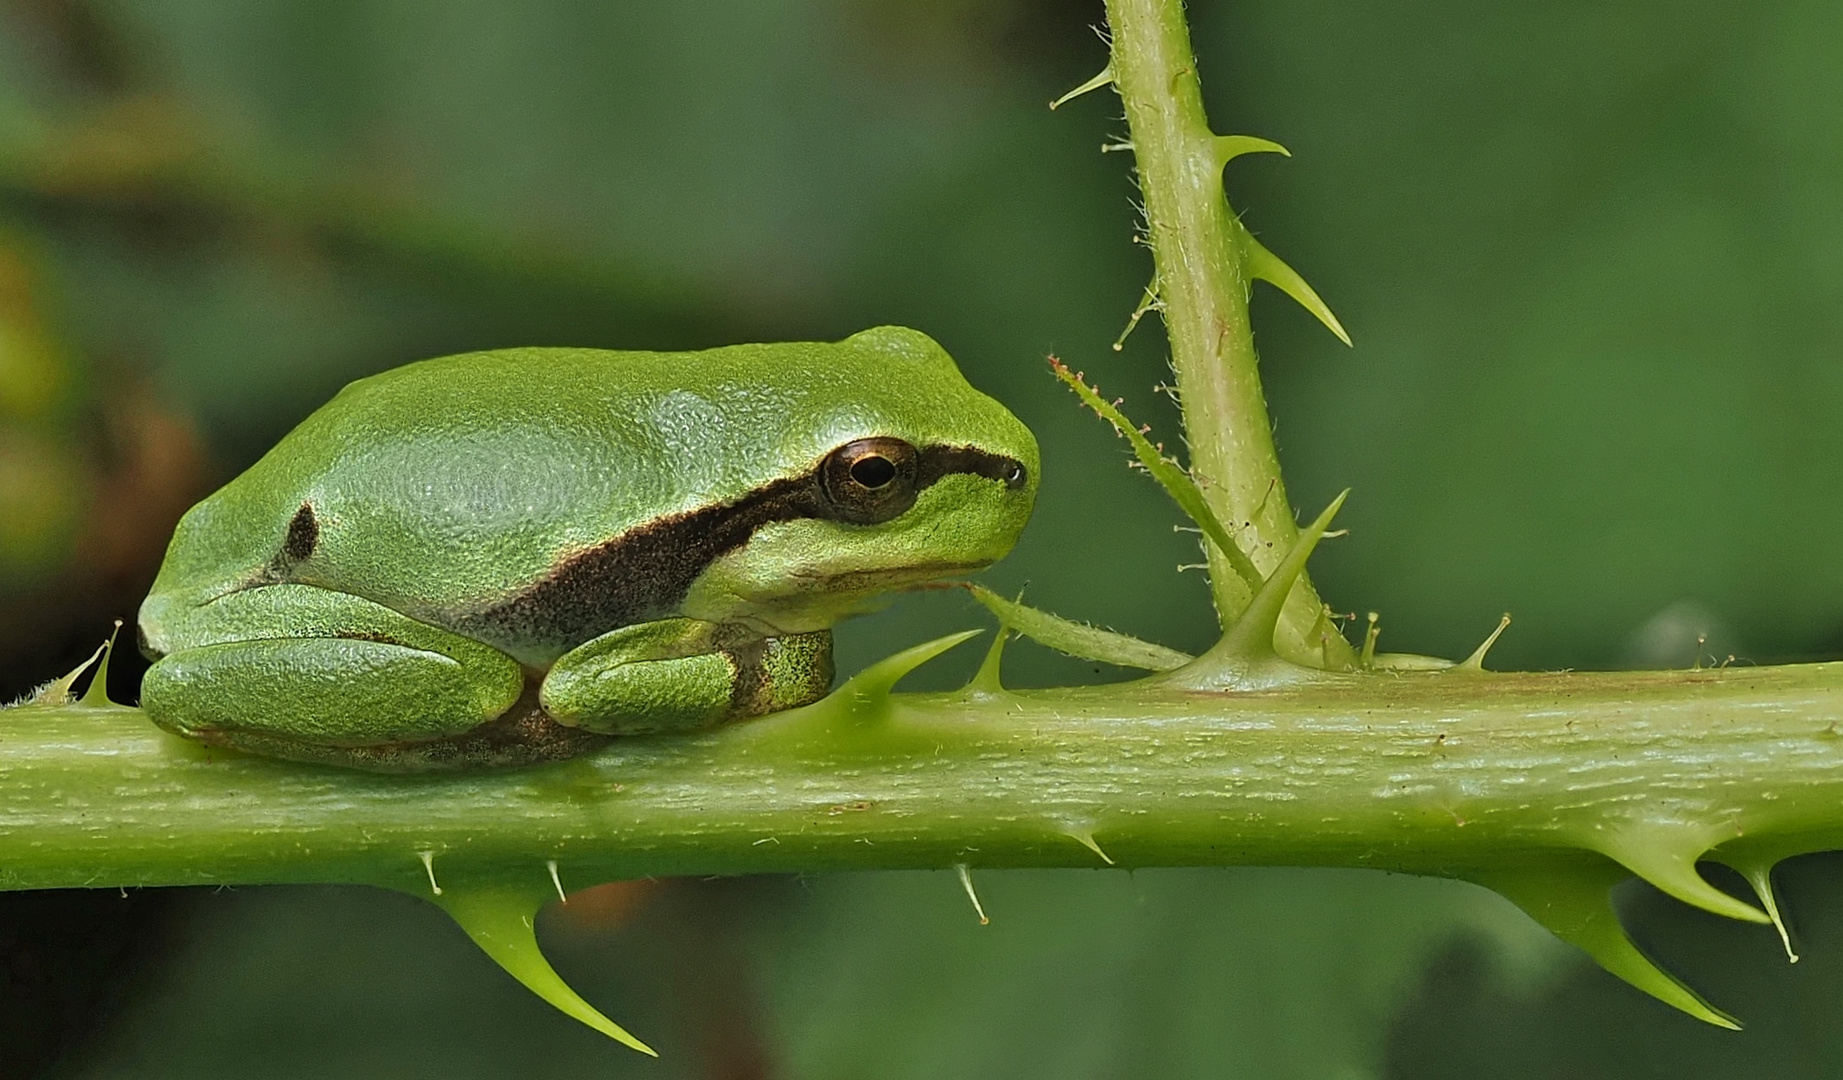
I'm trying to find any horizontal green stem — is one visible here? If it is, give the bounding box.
[6,663,1842,893]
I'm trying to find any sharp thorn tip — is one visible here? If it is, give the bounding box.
[954,863,991,925]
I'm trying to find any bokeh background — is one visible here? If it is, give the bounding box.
[4,1,1843,1077]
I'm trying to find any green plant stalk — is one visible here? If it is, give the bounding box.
[1100,0,1353,668]
[11,664,1841,889]
[7,654,1843,1027]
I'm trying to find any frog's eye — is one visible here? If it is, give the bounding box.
[819,437,920,524]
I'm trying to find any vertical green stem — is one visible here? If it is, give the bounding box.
[1102,0,1353,668]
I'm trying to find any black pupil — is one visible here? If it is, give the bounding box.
[850,455,897,488]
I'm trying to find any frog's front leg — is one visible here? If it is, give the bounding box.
[141,583,536,768]
[540,619,833,735]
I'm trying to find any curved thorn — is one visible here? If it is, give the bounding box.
[1242,230,1352,346]
[79,620,123,707]
[1216,490,1349,659]
[842,630,984,705]
[967,616,1011,695]
[954,864,990,925]
[1737,861,1798,962]
[1050,63,1114,110]
[437,881,656,1055]
[1599,833,1770,925]
[418,850,443,896]
[37,638,108,704]
[547,859,567,905]
[1455,614,1512,673]
[1068,830,1115,866]
[1475,859,1740,1029]
[1212,134,1290,167]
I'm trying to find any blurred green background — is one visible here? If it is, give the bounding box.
[4,0,1843,1077]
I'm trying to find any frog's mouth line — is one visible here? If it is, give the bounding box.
[787,560,991,594]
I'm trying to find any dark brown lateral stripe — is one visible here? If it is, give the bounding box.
[916,445,1026,489]
[465,443,1024,653]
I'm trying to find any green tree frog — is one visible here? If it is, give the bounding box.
[137,327,1037,770]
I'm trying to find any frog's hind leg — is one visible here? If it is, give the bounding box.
[141,583,600,770]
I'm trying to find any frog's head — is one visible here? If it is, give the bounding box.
[679,326,1039,632]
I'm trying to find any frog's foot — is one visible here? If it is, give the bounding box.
[140,583,591,771]
[541,620,832,735]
